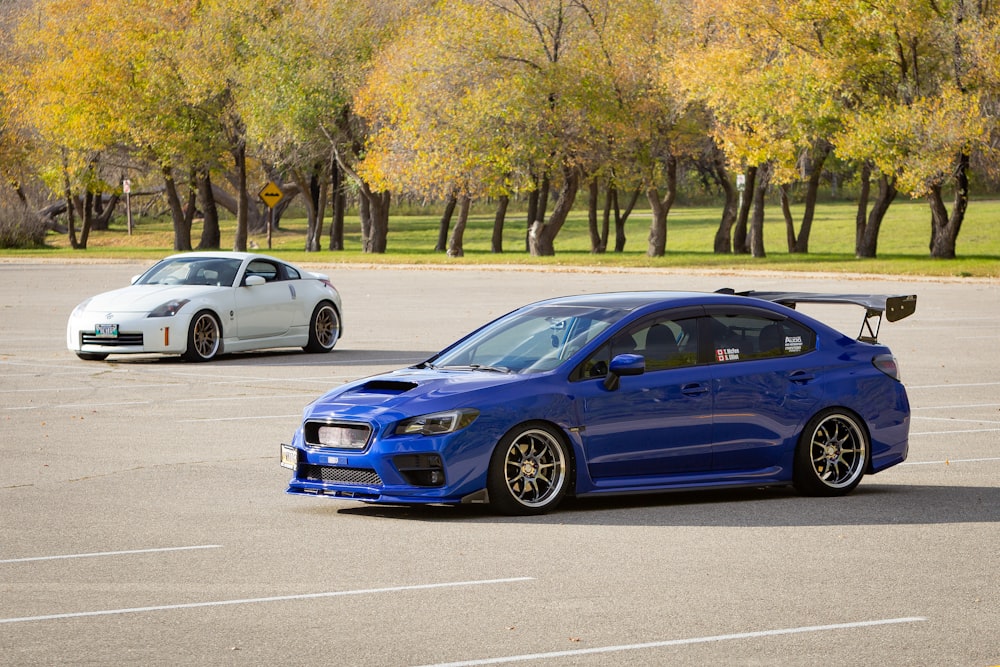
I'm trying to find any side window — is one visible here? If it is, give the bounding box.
[573,316,699,380]
[245,260,279,283]
[631,317,699,371]
[709,313,815,363]
[284,265,301,280]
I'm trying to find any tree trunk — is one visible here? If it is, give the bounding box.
[733,165,757,254]
[197,170,221,249]
[713,160,737,254]
[528,168,580,256]
[646,155,677,257]
[308,167,326,252]
[601,186,613,253]
[614,187,640,253]
[362,188,390,253]
[587,177,602,253]
[749,163,770,258]
[79,191,95,249]
[447,195,471,257]
[928,152,969,259]
[290,169,317,252]
[526,174,551,251]
[232,142,249,252]
[329,159,345,251]
[163,166,192,251]
[856,169,897,258]
[780,184,797,251]
[792,142,830,253]
[436,193,458,252]
[63,156,81,249]
[491,195,508,253]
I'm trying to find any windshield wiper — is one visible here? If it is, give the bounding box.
[468,364,511,373]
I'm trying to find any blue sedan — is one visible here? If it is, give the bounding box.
[281,290,916,515]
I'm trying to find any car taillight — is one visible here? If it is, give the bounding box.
[320,278,335,290]
[873,354,900,381]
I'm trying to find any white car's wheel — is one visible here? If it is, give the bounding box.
[182,311,222,362]
[304,302,340,353]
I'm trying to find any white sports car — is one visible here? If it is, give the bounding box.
[67,252,343,362]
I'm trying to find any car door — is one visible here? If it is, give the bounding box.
[233,259,296,339]
[705,307,824,472]
[573,311,714,481]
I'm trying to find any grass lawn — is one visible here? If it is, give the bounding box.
[6,198,999,278]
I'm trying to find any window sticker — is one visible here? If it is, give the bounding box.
[784,336,803,353]
[716,347,740,361]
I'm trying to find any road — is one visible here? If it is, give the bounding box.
[1,260,998,666]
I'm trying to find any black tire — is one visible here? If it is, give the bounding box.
[182,311,222,362]
[487,422,571,516]
[793,409,870,497]
[75,352,108,361]
[303,302,341,353]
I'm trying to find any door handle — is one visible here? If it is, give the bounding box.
[789,371,815,384]
[681,383,710,396]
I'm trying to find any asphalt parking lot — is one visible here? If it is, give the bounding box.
[1,260,998,666]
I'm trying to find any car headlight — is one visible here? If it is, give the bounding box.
[147,299,190,318]
[395,409,479,436]
[71,298,93,317]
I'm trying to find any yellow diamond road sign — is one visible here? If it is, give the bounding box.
[258,181,284,209]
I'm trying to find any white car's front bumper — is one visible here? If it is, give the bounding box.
[67,310,192,356]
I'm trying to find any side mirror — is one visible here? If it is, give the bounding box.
[130,275,141,285]
[244,274,266,287]
[603,353,645,391]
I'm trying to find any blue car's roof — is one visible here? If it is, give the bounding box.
[523,291,748,311]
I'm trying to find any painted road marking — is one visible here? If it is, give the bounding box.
[412,617,928,667]
[0,578,533,625]
[0,545,222,564]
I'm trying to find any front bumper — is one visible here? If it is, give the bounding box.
[281,428,490,505]
[67,312,189,355]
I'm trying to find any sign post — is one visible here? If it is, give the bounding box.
[257,181,284,250]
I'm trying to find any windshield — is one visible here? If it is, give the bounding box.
[427,304,625,374]
[136,257,242,287]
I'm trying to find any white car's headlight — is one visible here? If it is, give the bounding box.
[71,298,92,317]
[147,299,190,318]
[395,409,479,436]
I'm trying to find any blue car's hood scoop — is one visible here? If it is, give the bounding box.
[352,379,419,395]
[306,367,523,420]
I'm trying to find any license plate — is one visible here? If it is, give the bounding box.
[94,323,119,338]
[280,444,297,470]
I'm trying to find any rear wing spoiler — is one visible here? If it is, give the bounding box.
[726,290,917,343]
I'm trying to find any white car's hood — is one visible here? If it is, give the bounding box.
[81,285,224,313]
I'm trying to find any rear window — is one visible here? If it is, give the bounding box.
[709,313,815,363]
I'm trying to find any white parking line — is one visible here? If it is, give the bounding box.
[178,414,301,423]
[5,400,151,411]
[908,381,1000,390]
[0,545,222,564]
[912,403,1000,410]
[912,416,1000,425]
[910,428,1000,435]
[412,617,927,667]
[0,577,532,625]
[901,457,1000,466]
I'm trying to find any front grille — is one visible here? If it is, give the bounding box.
[304,421,372,450]
[298,464,383,486]
[81,333,144,347]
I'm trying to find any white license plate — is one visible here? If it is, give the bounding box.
[94,323,119,338]
[280,444,297,470]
